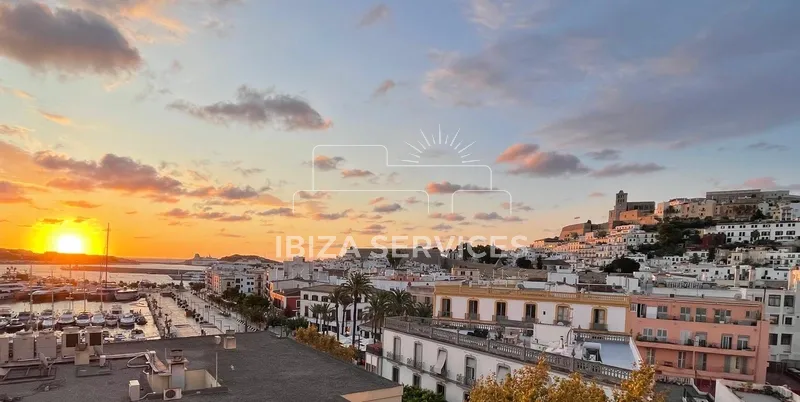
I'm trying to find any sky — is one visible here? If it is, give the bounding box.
[1,0,799,259]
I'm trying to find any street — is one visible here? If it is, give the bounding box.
[180,290,258,333]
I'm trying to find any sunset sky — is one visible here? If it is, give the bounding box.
[1,0,799,259]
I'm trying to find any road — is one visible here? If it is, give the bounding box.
[179,291,258,333]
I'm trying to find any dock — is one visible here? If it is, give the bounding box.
[60,265,204,279]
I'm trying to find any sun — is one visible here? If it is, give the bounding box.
[56,234,85,254]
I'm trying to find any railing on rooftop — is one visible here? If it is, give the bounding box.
[434,286,630,306]
[635,335,757,353]
[385,316,633,384]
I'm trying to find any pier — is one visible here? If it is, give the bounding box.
[60,265,204,279]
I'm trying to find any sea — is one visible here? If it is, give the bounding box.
[0,263,199,285]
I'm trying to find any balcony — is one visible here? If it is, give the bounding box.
[386,352,403,362]
[464,313,480,320]
[385,316,633,385]
[405,357,425,371]
[428,365,450,380]
[456,374,476,387]
[493,314,509,322]
[438,311,452,318]
[635,335,757,356]
[591,323,609,331]
[553,319,571,326]
[523,316,539,324]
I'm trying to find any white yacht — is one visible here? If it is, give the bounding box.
[0,306,14,320]
[119,312,136,327]
[189,253,219,266]
[39,310,56,330]
[115,288,139,301]
[110,304,123,315]
[105,313,118,327]
[57,310,76,328]
[75,311,91,327]
[90,311,106,326]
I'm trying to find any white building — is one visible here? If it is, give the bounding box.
[205,263,264,296]
[374,284,640,402]
[708,221,800,243]
[298,284,373,347]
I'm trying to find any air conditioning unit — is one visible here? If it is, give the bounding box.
[163,388,182,400]
[588,354,597,361]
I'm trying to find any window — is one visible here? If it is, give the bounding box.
[393,337,401,360]
[321,296,328,302]
[770,333,778,345]
[434,350,447,375]
[556,305,570,323]
[497,365,510,381]
[642,328,653,340]
[391,366,399,382]
[645,348,655,365]
[724,356,732,373]
[782,334,793,345]
[657,305,668,319]
[525,304,537,321]
[721,334,733,349]
[677,351,686,369]
[412,374,421,388]
[311,295,318,301]
[436,383,445,397]
[440,298,451,317]
[769,295,782,307]
[414,342,423,367]
[680,307,691,321]
[656,329,667,341]
[495,301,507,319]
[303,294,308,300]
[295,300,300,309]
[737,336,750,350]
[770,314,780,324]
[714,309,731,323]
[786,295,795,307]
[696,353,707,371]
[467,300,479,319]
[465,356,477,385]
[695,308,707,322]
[785,316,793,326]
[746,310,760,320]
[304,306,309,317]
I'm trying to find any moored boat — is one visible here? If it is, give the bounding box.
[5,318,25,333]
[57,310,76,328]
[105,313,118,327]
[130,328,145,340]
[75,311,91,327]
[115,288,139,301]
[119,312,136,328]
[90,311,106,326]
[39,309,56,330]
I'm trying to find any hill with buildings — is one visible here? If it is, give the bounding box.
[0,248,138,264]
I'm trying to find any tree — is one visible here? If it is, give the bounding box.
[603,257,640,274]
[595,230,608,238]
[516,257,532,269]
[411,302,433,318]
[190,282,206,293]
[707,247,716,263]
[387,249,404,269]
[535,255,544,270]
[402,386,446,402]
[469,359,664,402]
[388,289,414,316]
[689,253,701,265]
[751,209,768,221]
[342,272,372,345]
[310,304,325,332]
[750,230,761,243]
[365,291,391,341]
[329,287,350,341]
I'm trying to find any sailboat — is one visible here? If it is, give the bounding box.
[95,224,118,302]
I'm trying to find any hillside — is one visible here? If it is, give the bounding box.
[0,248,138,264]
[219,254,278,264]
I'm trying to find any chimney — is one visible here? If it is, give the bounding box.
[223,330,236,350]
[168,349,186,390]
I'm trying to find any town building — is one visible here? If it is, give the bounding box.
[706,189,800,204]
[376,284,639,401]
[608,190,656,228]
[205,263,264,296]
[627,294,769,384]
[707,221,800,243]
[299,284,373,346]
[714,379,800,402]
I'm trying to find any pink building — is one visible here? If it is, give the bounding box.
[627,294,769,384]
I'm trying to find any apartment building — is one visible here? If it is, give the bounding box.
[627,294,769,384]
[378,284,639,401]
[707,221,800,243]
[298,284,371,344]
[706,189,800,204]
[205,264,264,295]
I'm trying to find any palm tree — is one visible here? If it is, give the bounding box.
[330,287,352,341]
[339,293,353,339]
[387,289,413,316]
[321,303,336,334]
[310,304,325,332]
[365,291,391,342]
[342,272,372,345]
[412,302,433,318]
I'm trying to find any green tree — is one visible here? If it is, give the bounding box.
[707,247,716,263]
[411,302,433,318]
[387,289,414,316]
[751,209,768,221]
[365,291,391,341]
[516,257,532,269]
[750,230,761,243]
[341,272,372,345]
[402,386,447,402]
[689,253,701,265]
[595,230,608,238]
[329,287,351,341]
[386,249,404,269]
[190,282,206,292]
[536,255,544,270]
[603,257,640,273]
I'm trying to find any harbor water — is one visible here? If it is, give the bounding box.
[1,263,199,285]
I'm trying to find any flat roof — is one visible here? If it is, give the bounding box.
[1,332,398,402]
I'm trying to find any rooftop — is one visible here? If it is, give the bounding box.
[1,332,399,402]
[301,284,340,294]
[716,379,798,402]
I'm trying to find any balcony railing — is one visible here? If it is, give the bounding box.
[646,314,760,326]
[385,316,632,385]
[405,357,425,371]
[494,314,509,321]
[553,319,571,326]
[635,335,757,353]
[465,313,480,320]
[386,352,403,362]
[591,323,608,331]
[456,374,476,387]
[428,365,450,380]
[523,316,539,323]
[439,311,452,318]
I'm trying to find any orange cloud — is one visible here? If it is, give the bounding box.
[38,110,71,125]
[62,200,101,209]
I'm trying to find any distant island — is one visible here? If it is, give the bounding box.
[181,253,278,265]
[0,248,138,265]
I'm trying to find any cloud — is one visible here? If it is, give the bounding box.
[358,223,386,235]
[160,208,192,219]
[62,200,100,209]
[38,110,71,125]
[213,184,260,200]
[0,181,31,204]
[501,201,533,212]
[373,203,403,213]
[38,218,63,225]
[496,143,588,177]
[234,167,264,177]
[425,181,490,194]
[743,177,800,191]
[159,208,253,223]
[588,192,605,198]
[11,89,33,100]
[0,124,31,137]
[46,177,96,191]
[0,2,141,75]
[430,212,465,222]
[168,85,332,131]
[372,79,396,98]
[218,229,242,238]
[368,197,386,205]
[747,141,789,152]
[73,216,91,223]
[216,214,251,222]
[431,223,453,231]
[474,212,503,220]
[585,149,621,161]
[297,191,330,200]
[307,155,345,171]
[358,4,390,27]
[466,0,548,30]
[201,16,233,37]
[313,209,351,220]
[341,169,375,178]
[590,162,665,178]
[404,196,420,205]
[257,207,294,216]
[125,210,137,215]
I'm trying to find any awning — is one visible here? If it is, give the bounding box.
[434,350,447,374]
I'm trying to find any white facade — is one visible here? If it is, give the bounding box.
[205,265,263,295]
[298,285,372,345]
[708,221,800,243]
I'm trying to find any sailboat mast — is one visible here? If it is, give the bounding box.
[102,223,110,311]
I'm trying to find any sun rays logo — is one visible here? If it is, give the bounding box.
[291,126,515,215]
[402,127,480,164]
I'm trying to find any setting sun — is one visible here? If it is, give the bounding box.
[56,234,85,254]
